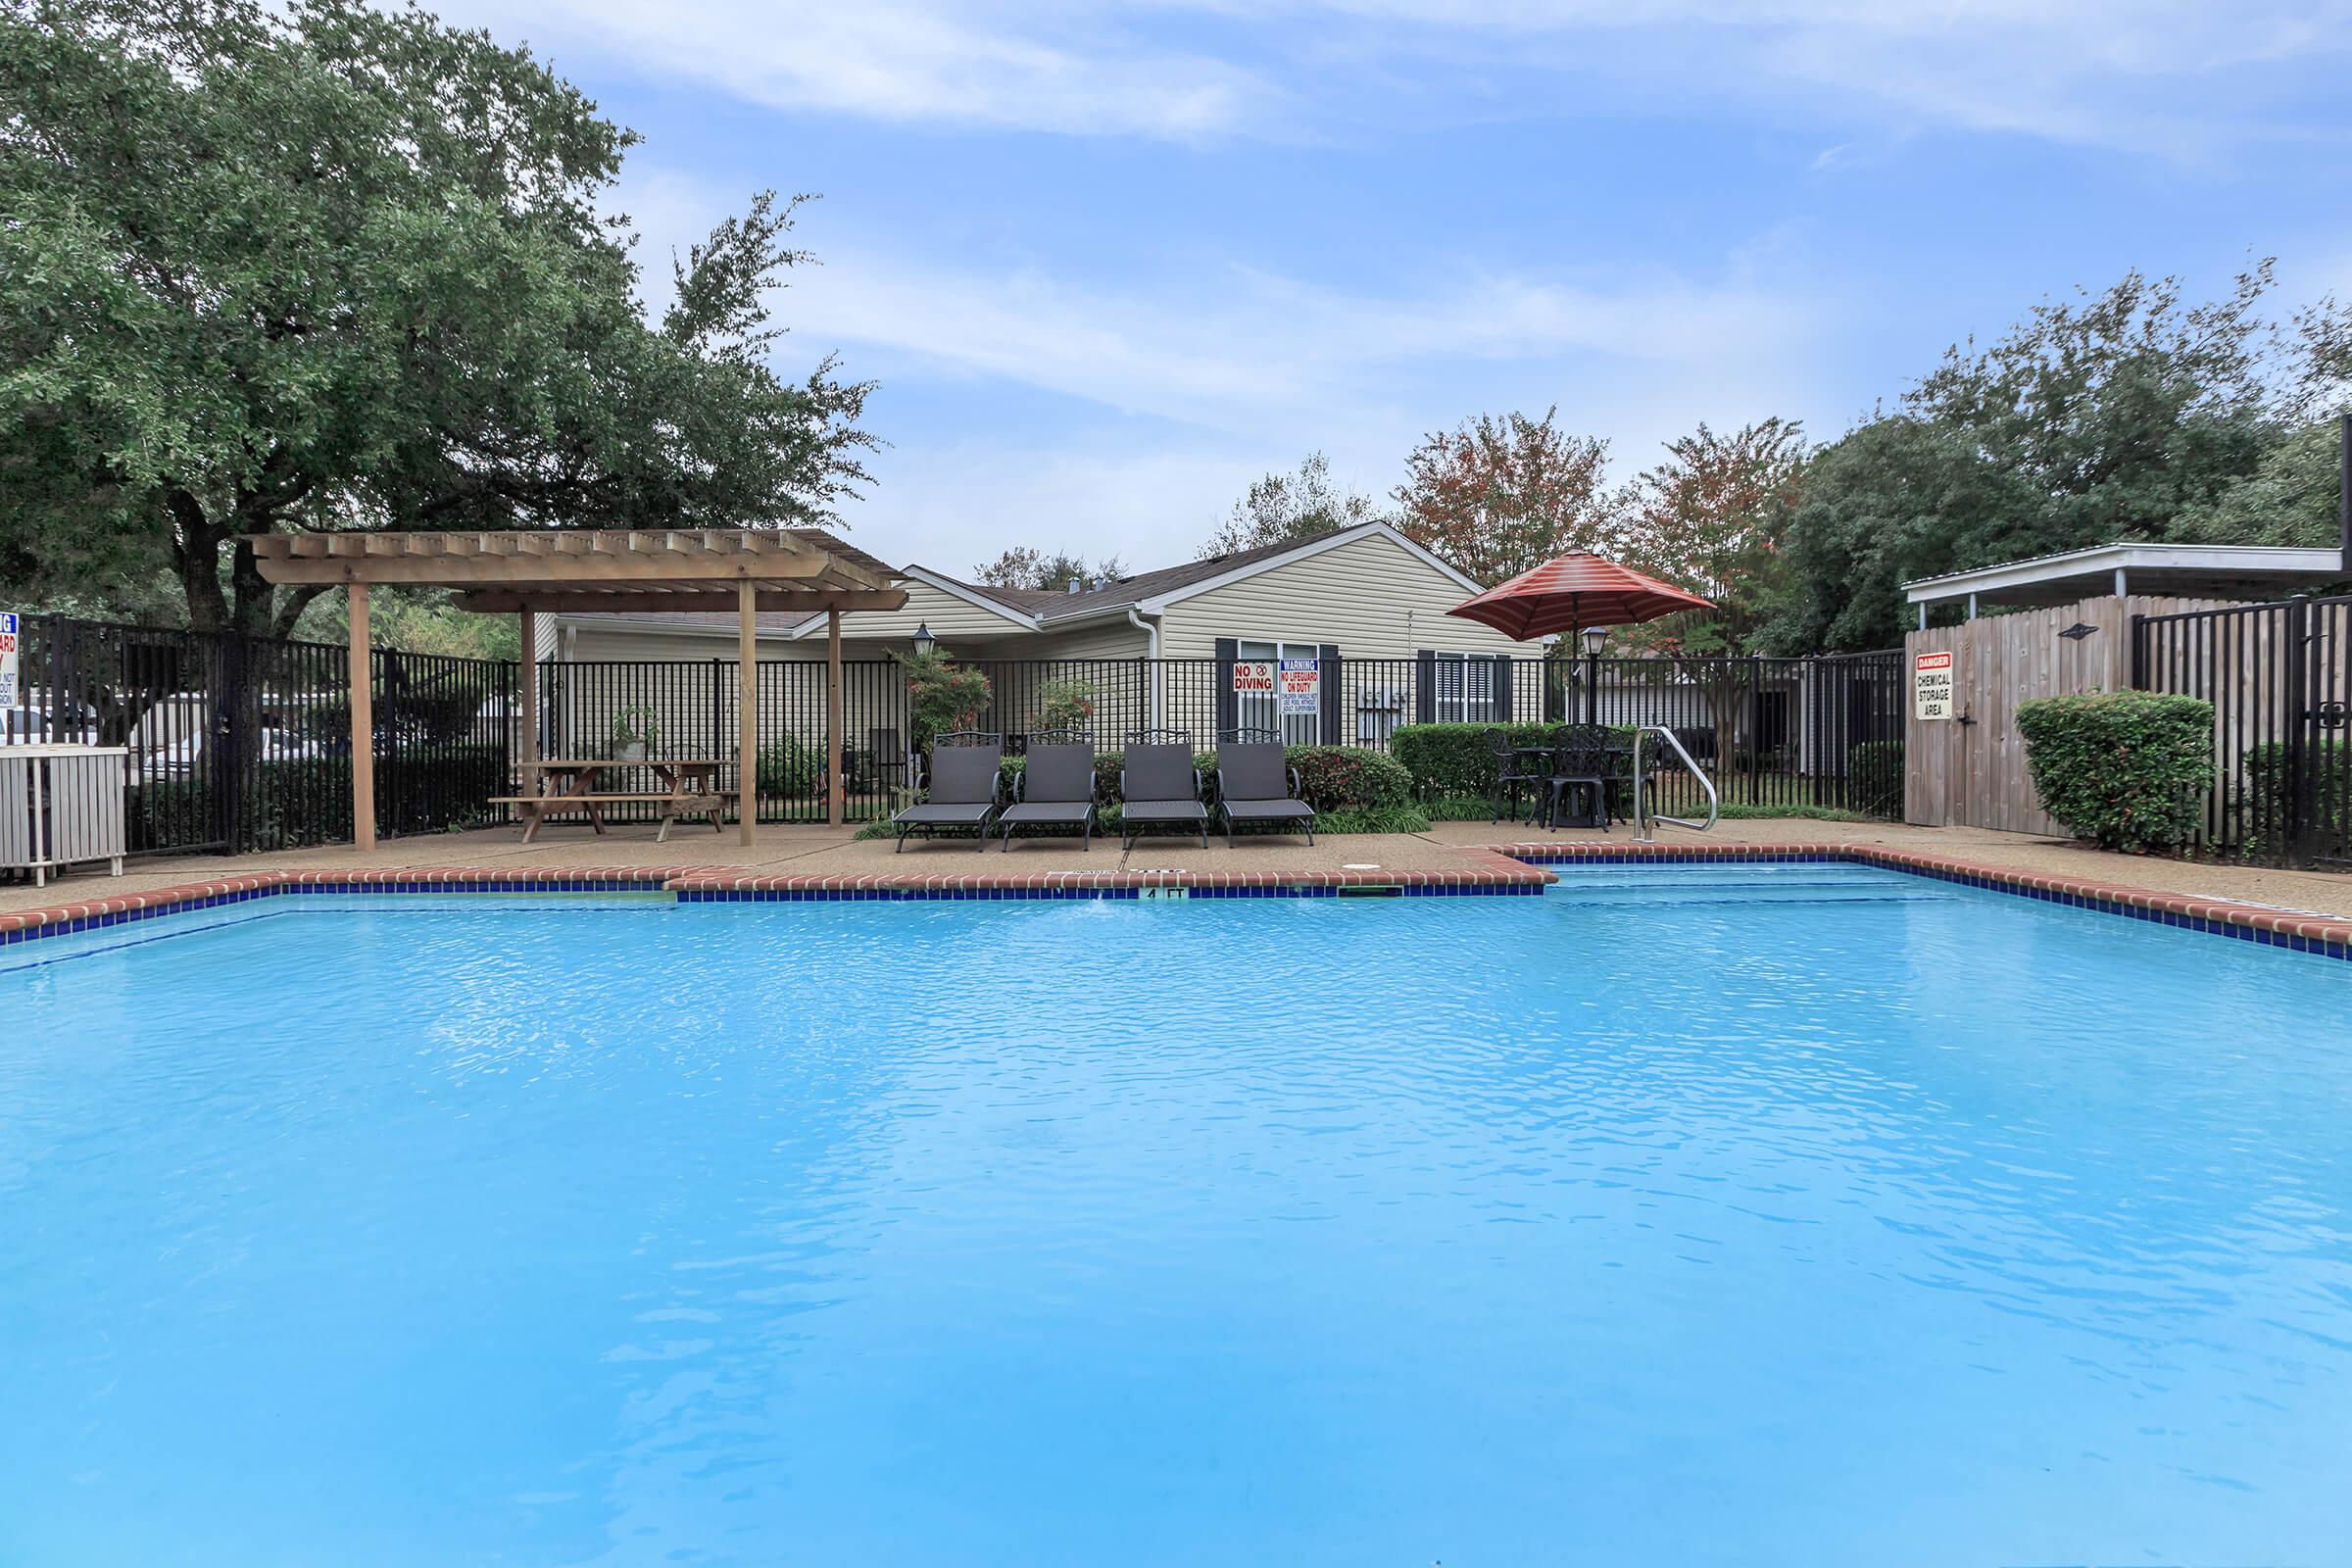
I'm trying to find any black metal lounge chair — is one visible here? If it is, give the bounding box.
[1119,729,1208,849]
[892,731,1004,853]
[1214,728,1314,848]
[999,731,1098,851]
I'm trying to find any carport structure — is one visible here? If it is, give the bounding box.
[252,529,906,850]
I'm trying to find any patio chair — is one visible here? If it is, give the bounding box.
[1544,724,1613,833]
[1214,727,1314,848]
[892,730,1004,853]
[998,730,1098,852]
[1489,727,1545,823]
[1118,729,1208,849]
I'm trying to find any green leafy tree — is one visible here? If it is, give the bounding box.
[1754,416,2041,653]
[1613,417,1807,655]
[971,547,1125,592]
[0,0,874,637]
[1200,451,1390,559]
[1766,265,2295,648]
[1393,410,1613,585]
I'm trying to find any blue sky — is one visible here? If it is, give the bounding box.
[444,2,2352,575]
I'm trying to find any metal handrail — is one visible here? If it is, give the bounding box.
[1630,724,1718,842]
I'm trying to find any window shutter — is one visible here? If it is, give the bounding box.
[1215,637,1238,736]
[1491,655,1512,724]
[1317,643,1341,744]
[1415,649,1436,724]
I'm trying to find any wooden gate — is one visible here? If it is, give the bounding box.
[1904,595,2225,833]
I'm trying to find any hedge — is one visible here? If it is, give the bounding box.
[2239,739,2347,852]
[2014,692,2214,853]
[128,743,511,852]
[1847,739,1904,818]
[1389,722,1647,800]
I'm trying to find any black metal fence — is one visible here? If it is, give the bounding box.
[4,614,513,858]
[2133,595,2352,868]
[4,615,1906,858]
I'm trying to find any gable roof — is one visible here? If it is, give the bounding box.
[555,521,1492,640]
[904,522,1487,629]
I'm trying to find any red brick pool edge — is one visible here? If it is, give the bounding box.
[4,844,2347,960]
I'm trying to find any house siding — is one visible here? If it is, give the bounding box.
[1155,532,1521,661]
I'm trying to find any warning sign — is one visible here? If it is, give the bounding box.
[0,612,18,710]
[1277,658,1320,715]
[1914,650,1953,720]
[1231,660,1276,694]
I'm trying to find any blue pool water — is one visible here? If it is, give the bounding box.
[3,866,2349,1566]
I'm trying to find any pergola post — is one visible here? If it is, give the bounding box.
[517,606,539,799]
[826,608,844,828]
[738,580,759,847]
[347,582,375,853]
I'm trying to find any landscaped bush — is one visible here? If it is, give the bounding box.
[2014,692,2214,853]
[757,735,822,799]
[2238,739,2348,853]
[129,743,511,851]
[1285,746,1414,811]
[1390,722,1645,801]
[1846,738,1905,819]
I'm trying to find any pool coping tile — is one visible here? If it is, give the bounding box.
[3,845,2346,960]
[1494,840,2352,961]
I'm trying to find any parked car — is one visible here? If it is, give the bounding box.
[142,715,327,778]
[1,705,99,746]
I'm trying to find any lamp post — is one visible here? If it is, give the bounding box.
[911,621,935,659]
[1581,625,1607,724]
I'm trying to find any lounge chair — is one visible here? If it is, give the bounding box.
[1119,729,1209,849]
[999,731,1098,851]
[892,731,1003,853]
[1214,728,1314,848]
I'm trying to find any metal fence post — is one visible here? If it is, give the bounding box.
[2285,596,2315,866]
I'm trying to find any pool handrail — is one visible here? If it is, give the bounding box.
[1629,724,1719,842]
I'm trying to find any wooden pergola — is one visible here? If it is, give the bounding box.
[251,529,906,851]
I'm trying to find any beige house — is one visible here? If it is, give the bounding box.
[543,523,1539,755]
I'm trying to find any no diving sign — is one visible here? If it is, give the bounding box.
[1913,650,1953,720]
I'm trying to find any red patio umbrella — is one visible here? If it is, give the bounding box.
[1446,553,1714,644]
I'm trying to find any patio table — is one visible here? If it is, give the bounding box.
[496,758,733,845]
[1514,742,1636,827]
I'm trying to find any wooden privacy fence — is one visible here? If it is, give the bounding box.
[1904,596,2226,836]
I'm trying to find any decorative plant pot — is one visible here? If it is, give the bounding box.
[616,743,648,763]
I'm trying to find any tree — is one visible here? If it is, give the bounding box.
[1753,416,2039,653]
[1905,265,2276,552]
[971,547,1125,593]
[1392,409,1614,585]
[1614,417,1807,654]
[1764,265,2295,650]
[1199,451,1388,559]
[0,0,874,637]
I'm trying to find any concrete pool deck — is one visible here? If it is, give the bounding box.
[7,814,2352,931]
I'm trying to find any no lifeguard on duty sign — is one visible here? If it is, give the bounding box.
[0,611,19,709]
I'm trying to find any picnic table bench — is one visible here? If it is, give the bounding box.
[489,759,734,844]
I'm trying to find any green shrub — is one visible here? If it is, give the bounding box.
[2014,692,2214,853]
[1390,722,1646,800]
[757,736,822,799]
[2238,739,2348,853]
[1035,677,1097,732]
[1284,746,1414,811]
[1846,738,1904,819]
[128,742,511,851]
[1312,805,1433,834]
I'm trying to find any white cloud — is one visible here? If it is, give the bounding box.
[447,0,2352,154]
[457,0,1278,139]
[786,244,1814,436]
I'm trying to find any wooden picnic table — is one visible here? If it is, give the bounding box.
[490,758,734,845]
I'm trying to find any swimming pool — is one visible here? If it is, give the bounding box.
[3,864,2347,1565]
